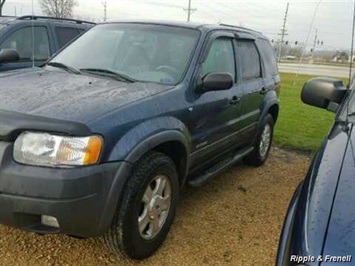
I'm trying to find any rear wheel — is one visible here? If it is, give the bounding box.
[102,151,179,260]
[244,114,274,166]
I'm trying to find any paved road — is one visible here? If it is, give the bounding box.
[278,63,352,78]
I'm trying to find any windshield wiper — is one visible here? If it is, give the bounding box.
[46,62,81,74]
[79,68,136,83]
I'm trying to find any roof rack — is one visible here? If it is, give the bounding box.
[17,15,95,25]
[219,23,261,34]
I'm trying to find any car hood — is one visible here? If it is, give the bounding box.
[322,125,355,265]
[0,67,170,125]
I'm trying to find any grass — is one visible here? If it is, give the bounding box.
[274,73,347,151]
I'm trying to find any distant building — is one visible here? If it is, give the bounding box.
[285,55,296,60]
[332,52,354,62]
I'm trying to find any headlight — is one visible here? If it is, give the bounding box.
[14,132,103,167]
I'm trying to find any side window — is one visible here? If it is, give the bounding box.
[258,39,278,76]
[55,27,81,49]
[201,38,235,81]
[236,40,261,81]
[0,26,50,61]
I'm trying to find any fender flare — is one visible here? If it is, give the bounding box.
[106,116,191,178]
[258,91,279,130]
[125,130,190,163]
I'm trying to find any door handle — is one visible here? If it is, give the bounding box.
[260,87,267,95]
[229,96,240,105]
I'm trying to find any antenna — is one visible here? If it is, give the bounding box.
[292,0,322,88]
[31,0,35,68]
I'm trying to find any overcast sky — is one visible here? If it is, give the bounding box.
[2,0,354,51]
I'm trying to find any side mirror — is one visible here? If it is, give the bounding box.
[198,72,234,93]
[0,49,20,63]
[301,77,347,112]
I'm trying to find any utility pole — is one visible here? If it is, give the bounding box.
[312,28,318,58]
[184,0,196,22]
[278,2,289,62]
[102,1,107,22]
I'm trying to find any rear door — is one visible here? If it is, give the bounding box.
[234,38,264,144]
[0,24,52,71]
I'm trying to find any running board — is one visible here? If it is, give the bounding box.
[187,147,253,187]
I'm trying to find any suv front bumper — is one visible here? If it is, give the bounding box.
[0,141,132,238]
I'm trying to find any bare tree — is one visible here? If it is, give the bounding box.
[39,0,78,18]
[0,0,6,16]
[288,47,304,59]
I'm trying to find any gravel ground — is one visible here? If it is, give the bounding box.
[0,147,311,266]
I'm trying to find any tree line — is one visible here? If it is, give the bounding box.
[0,0,77,18]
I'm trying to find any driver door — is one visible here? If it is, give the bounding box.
[189,34,244,169]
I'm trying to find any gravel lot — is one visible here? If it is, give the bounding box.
[0,147,311,266]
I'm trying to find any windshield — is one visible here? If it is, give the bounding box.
[50,23,200,84]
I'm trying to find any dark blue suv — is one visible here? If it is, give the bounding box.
[0,15,93,71]
[276,77,355,266]
[0,21,280,259]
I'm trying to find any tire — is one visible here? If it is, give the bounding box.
[244,114,274,167]
[102,151,179,260]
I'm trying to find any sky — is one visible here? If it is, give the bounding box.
[2,0,354,51]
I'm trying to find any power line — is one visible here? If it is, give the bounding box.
[218,2,283,17]
[201,3,239,24]
[142,0,196,22]
[142,1,183,10]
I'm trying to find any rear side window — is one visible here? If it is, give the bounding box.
[55,27,81,49]
[258,39,278,76]
[236,40,261,81]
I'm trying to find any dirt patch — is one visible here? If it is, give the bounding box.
[0,147,311,266]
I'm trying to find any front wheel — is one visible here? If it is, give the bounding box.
[102,152,179,260]
[244,114,274,167]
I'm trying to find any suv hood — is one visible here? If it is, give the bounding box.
[0,68,170,125]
